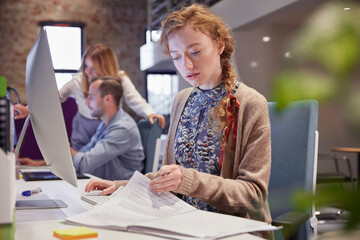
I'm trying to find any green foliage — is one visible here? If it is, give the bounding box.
[344,90,360,130]
[291,1,360,78]
[271,70,337,110]
[271,1,360,120]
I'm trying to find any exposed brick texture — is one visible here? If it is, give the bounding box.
[0,0,147,108]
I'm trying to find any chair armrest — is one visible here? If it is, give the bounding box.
[272,211,310,240]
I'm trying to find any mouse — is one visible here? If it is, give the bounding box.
[83,190,102,196]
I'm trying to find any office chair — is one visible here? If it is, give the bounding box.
[137,119,162,173]
[268,100,319,240]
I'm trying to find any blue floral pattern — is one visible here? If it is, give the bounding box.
[174,81,239,211]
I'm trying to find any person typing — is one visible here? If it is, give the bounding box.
[21,76,145,181]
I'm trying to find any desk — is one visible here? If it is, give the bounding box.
[15,176,264,240]
[332,147,360,188]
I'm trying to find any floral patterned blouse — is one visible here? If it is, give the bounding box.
[174,81,239,211]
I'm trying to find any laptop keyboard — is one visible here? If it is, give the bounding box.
[81,186,124,206]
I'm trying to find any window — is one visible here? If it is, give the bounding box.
[146,29,161,43]
[142,30,179,116]
[146,73,179,115]
[40,22,84,90]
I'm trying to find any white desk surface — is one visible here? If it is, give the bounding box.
[15,174,264,240]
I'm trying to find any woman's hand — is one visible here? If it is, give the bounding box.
[149,164,182,193]
[148,114,166,129]
[85,179,116,196]
[13,103,29,119]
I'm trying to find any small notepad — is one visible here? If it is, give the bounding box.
[53,227,98,240]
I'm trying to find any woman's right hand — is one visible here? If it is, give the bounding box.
[149,164,183,193]
[85,179,116,196]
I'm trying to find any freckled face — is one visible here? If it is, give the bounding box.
[168,25,224,90]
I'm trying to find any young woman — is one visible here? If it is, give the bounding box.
[14,44,165,150]
[85,4,272,238]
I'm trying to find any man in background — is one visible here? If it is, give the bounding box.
[21,76,144,180]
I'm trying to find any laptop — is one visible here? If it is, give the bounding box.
[22,171,89,181]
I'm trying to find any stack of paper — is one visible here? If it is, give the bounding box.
[0,149,15,224]
[66,171,278,239]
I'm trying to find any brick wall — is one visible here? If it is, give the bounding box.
[0,0,147,110]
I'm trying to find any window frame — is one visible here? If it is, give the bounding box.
[145,70,178,116]
[39,21,85,75]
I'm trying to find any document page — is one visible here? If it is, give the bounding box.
[66,171,279,238]
[66,171,195,229]
[130,209,279,239]
[117,171,195,217]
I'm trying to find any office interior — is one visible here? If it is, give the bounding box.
[1,0,359,238]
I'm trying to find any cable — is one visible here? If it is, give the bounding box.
[7,86,22,104]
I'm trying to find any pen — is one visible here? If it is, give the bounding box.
[22,187,42,197]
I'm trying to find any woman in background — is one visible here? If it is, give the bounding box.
[14,44,165,150]
[85,4,272,238]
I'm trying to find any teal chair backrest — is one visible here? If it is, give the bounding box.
[137,119,162,173]
[268,100,318,240]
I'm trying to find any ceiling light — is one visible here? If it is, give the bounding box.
[262,36,271,42]
[250,61,258,68]
[284,52,291,58]
[344,7,350,11]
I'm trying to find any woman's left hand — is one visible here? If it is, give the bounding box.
[85,179,116,196]
[149,164,182,193]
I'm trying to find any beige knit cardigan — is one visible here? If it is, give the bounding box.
[115,82,272,225]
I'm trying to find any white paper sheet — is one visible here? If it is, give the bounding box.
[0,150,16,224]
[67,171,194,227]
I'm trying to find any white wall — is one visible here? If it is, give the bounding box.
[211,0,299,30]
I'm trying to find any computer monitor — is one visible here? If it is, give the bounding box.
[23,27,78,187]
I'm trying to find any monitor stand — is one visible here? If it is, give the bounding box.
[14,114,31,166]
[14,114,52,173]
